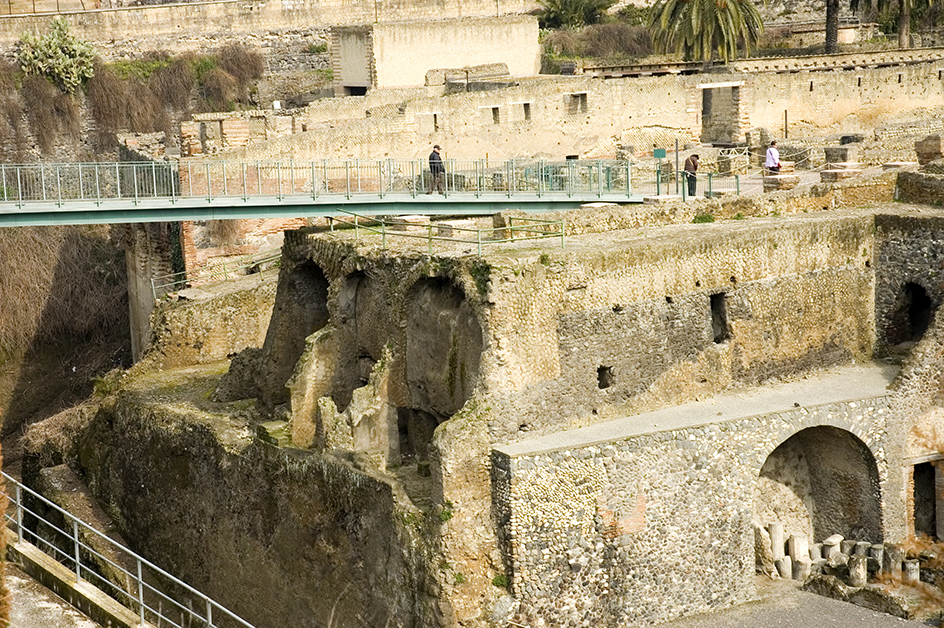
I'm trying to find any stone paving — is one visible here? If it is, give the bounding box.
[8,566,100,628]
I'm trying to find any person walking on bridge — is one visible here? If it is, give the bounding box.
[427,144,445,194]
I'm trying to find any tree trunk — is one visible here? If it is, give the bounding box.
[825,0,839,53]
[899,0,911,49]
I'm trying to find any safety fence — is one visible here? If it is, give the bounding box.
[3,472,256,628]
[327,210,566,256]
[150,247,281,300]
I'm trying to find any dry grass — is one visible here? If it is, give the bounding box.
[21,76,59,155]
[578,23,652,58]
[22,400,95,470]
[218,44,264,85]
[199,67,238,111]
[207,220,242,246]
[149,57,194,111]
[0,225,127,360]
[126,77,162,133]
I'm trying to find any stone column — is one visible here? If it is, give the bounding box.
[904,559,920,583]
[848,555,868,587]
[789,534,809,562]
[884,543,904,578]
[769,523,785,560]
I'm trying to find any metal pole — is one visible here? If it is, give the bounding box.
[15,485,22,539]
[137,559,145,624]
[708,172,713,197]
[207,599,213,628]
[56,165,61,205]
[223,162,228,197]
[73,519,81,581]
[675,139,680,195]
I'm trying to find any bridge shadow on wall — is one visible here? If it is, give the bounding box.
[2,227,130,449]
[754,426,882,545]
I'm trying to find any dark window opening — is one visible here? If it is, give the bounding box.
[809,81,814,92]
[914,462,937,539]
[857,77,862,87]
[566,155,579,160]
[597,366,615,389]
[523,102,531,121]
[433,113,439,132]
[345,86,368,96]
[666,296,674,304]
[898,74,903,83]
[567,93,588,114]
[492,107,500,124]
[710,292,730,343]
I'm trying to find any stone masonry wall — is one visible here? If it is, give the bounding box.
[491,396,892,626]
[206,58,944,161]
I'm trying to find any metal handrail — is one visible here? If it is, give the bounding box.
[328,209,566,256]
[2,472,256,628]
[0,158,637,208]
[150,247,282,300]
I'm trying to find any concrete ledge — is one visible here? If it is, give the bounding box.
[642,195,682,204]
[6,531,152,628]
[826,161,863,170]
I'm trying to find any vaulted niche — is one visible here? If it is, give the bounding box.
[754,426,882,544]
[885,281,934,347]
[257,260,330,407]
[399,277,483,464]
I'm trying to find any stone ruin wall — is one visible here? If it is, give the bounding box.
[195,56,944,162]
[492,396,892,626]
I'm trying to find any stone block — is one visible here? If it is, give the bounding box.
[642,195,682,204]
[903,559,920,583]
[826,161,863,170]
[793,556,812,581]
[915,134,944,165]
[763,175,799,192]
[820,169,861,182]
[854,541,871,555]
[825,146,858,163]
[775,556,793,579]
[840,540,857,555]
[391,215,431,231]
[222,118,251,148]
[768,522,785,560]
[883,543,904,577]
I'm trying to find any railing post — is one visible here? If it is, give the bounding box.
[56,165,62,206]
[736,174,740,195]
[205,162,211,202]
[509,217,514,242]
[243,163,248,200]
[207,598,213,628]
[477,228,482,257]
[345,161,351,200]
[15,484,22,540]
[278,162,283,200]
[16,165,22,206]
[133,163,139,204]
[137,558,145,625]
[73,519,81,582]
[223,162,228,197]
[290,159,296,194]
[597,161,603,197]
[94,164,101,206]
[311,162,317,200]
[151,161,156,198]
[40,163,46,201]
[115,163,121,200]
[561,218,566,248]
[708,172,713,197]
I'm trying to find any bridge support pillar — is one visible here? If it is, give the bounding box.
[124,223,181,362]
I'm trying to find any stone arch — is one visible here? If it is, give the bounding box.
[257,259,330,407]
[754,426,882,544]
[399,277,483,462]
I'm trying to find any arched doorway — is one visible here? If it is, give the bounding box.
[754,426,882,543]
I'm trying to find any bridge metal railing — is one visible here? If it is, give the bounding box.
[150,247,282,300]
[3,471,256,628]
[0,158,637,207]
[328,210,566,256]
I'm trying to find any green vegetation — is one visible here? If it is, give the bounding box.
[492,574,509,588]
[305,43,328,54]
[648,0,763,62]
[453,572,466,585]
[537,0,616,28]
[17,18,95,94]
[439,500,454,522]
[693,213,715,223]
[469,260,491,297]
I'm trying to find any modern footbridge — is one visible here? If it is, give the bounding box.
[0,158,656,227]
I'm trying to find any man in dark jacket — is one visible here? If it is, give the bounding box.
[683,153,699,197]
[428,145,445,194]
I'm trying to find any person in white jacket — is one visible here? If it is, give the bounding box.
[765,140,781,174]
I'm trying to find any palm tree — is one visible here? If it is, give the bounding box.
[826,0,841,52]
[648,0,764,64]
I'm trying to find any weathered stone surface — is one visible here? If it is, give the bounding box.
[820,169,862,182]
[763,175,800,191]
[914,134,944,165]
